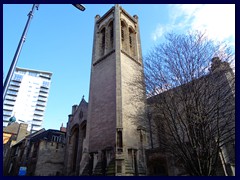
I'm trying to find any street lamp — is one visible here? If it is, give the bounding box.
[3,4,39,101]
[72,4,86,11]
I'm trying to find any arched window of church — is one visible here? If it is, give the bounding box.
[121,21,127,52]
[129,35,132,48]
[129,27,135,57]
[117,129,123,153]
[79,110,83,119]
[121,29,124,41]
[108,21,114,50]
[100,28,106,56]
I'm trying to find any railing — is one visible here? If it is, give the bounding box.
[39,92,48,97]
[10,81,20,87]
[37,96,47,102]
[35,106,45,111]
[8,86,19,91]
[3,116,10,121]
[36,101,45,106]
[4,100,15,106]
[3,110,12,116]
[33,116,44,120]
[32,121,42,126]
[34,110,44,116]
[7,90,18,96]
[3,105,14,111]
[5,95,17,100]
[39,88,48,93]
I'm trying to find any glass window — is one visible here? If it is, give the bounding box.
[121,29,124,41]
[42,81,50,88]
[8,90,17,95]
[101,28,106,56]
[17,70,25,75]
[12,74,23,81]
[79,110,83,119]
[29,72,37,77]
[109,21,114,48]
[117,130,123,148]
[3,111,12,115]
[117,160,122,173]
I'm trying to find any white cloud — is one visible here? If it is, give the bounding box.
[151,25,165,41]
[152,4,235,46]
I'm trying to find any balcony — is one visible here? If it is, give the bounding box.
[39,74,51,80]
[8,86,19,91]
[4,100,15,106]
[40,85,49,90]
[3,105,14,111]
[35,106,45,111]
[33,115,44,120]
[7,90,18,96]
[39,92,48,98]
[10,81,20,87]
[36,101,45,106]
[39,88,48,93]
[3,121,8,127]
[37,97,47,102]
[32,121,42,126]
[34,110,44,116]
[32,118,42,122]
[3,116,10,121]
[5,95,17,101]
[12,74,23,82]
[3,110,12,116]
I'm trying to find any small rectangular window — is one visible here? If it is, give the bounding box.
[117,161,122,173]
[121,29,124,41]
[117,130,123,148]
[13,74,23,81]
[129,36,132,47]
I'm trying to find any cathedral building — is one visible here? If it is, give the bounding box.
[63,5,235,176]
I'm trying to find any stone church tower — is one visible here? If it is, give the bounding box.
[83,5,148,176]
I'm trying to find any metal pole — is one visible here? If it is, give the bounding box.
[3,4,39,100]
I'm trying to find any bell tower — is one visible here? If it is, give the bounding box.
[85,5,147,176]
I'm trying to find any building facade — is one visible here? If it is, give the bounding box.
[64,97,88,176]
[3,67,52,133]
[5,129,66,176]
[3,122,29,176]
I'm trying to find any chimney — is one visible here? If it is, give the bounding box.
[210,57,231,73]
[72,105,78,114]
[60,123,66,132]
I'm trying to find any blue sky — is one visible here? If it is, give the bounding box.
[3,4,235,130]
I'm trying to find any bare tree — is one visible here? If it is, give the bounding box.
[141,31,235,176]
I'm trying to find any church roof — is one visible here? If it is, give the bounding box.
[3,122,20,134]
[79,95,88,106]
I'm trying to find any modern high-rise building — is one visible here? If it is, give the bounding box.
[3,67,52,133]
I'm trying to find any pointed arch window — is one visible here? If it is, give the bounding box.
[117,128,123,153]
[121,21,127,52]
[121,28,125,41]
[129,27,136,57]
[100,28,106,56]
[129,35,133,48]
[121,21,126,42]
[108,21,114,49]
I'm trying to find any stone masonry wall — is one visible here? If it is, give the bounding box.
[34,140,65,176]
